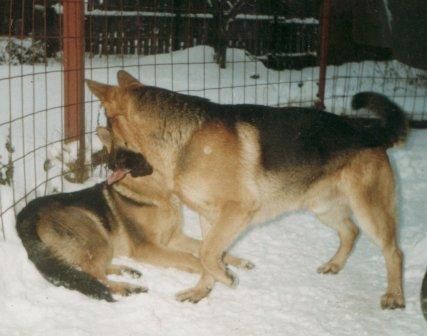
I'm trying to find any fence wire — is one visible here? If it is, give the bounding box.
[0,0,426,240]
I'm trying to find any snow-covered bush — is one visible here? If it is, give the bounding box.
[0,38,46,65]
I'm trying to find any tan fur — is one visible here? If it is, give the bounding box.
[87,72,405,308]
[35,126,252,299]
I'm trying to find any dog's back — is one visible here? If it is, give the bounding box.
[132,86,407,170]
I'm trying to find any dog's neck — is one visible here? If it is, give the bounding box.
[108,182,155,206]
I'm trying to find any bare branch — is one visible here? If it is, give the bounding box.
[225,0,247,18]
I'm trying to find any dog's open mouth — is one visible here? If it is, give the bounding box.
[107,169,131,185]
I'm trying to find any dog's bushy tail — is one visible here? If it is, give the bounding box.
[422,268,427,320]
[16,207,115,302]
[351,92,408,147]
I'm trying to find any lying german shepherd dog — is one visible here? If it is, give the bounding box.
[17,127,252,301]
[86,71,407,309]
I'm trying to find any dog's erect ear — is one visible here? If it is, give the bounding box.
[117,70,142,89]
[96,127,112,152]
[86,79,114,102]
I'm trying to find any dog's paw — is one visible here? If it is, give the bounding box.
[223,253,255,270]
[123,267,143,279]
[123,285,148,296]
[175,286,212,303]
[225,269,239,288]
[317,261,342,274]
[243,260,255,270]
[236,259,256,270]
[380,291,405,310]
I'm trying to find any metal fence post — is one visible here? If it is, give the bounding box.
[63,0,86,181]
[315,0,332,110]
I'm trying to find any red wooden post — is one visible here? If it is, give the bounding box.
[315,0,332,110]
[63,0,85,142]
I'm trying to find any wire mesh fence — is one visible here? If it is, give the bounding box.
[324,61,427,119]
[0,0,426,240]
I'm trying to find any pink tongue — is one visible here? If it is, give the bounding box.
[107,169,130,185]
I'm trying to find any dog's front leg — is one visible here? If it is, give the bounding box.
[198,214,255,270]
[199,201,254,286]
[175,201,254,303]
[175,272,215,303]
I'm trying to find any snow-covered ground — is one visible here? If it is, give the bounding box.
[0,46,426,335]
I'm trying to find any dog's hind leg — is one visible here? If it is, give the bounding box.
[350,198,404,309]
[343,151,404,309]
[166,229,202,255]
[168,229,255,269]
[81,253,147,297]
[315,207,359,274]
[134,243,204,274]
[76,260,147,297]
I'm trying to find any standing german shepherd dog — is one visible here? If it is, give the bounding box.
[87,71,407,309]
[17,127,252,301]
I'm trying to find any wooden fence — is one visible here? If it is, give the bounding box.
[0,1,319,68]
[84,10,319,64]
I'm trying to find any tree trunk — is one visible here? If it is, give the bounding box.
[212,3,228,68]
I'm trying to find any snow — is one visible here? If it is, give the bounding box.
[0,45,426,335]
[62,5,319,24]
[235,15,319,24]
[56,4,319,24]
